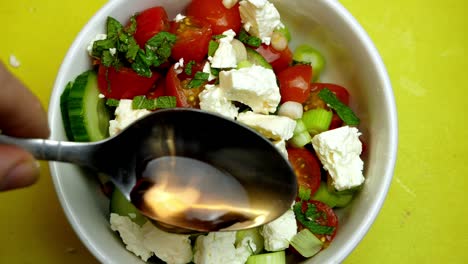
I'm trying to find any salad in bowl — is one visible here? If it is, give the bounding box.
[49,0,397,263]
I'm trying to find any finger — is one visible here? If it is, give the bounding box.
[0,61,50,138]
[0,144,39,191]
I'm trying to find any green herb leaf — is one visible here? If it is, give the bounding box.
[212,34,227,40]
[293,203,335,235]
[188,72,210,89]
[106,17,123,38]
[185,60,196,76]
[106,98,120,107]
[238,29,261,48]
[208,40,220,57]
[298,186,312,201]
[318,88,360,125]
[125,16,137,35]
[132,96,177,110]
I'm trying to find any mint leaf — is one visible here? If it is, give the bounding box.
[293,202,335,235]
[132,96,176,110]
[185,60,196,76]
[106,98,120,107]
[188,72,210,89]
[298,186,312,201]
[208,40,219,57]
[106,17,123,38]
[238,29,261,48]
[318,88,360,126]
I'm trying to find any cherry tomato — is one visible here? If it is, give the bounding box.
[170,16,213,62]
[133,6,170,48]
[277,64,313,104]
[165,64,205,108]
[287,147,322,197]
[255,43,293,73]
[146,77,166,99]
[297,200,339,248]
[186,0,242,35]
[97,64,160,99]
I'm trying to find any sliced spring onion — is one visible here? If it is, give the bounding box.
[302,108,333,136]
[235,227,264,254]
[246,251,286,264]
[237,60,254,69]
[289,131,312,148]
[290,229,324,258]
[293,44,326,82]
[312,181,354,208]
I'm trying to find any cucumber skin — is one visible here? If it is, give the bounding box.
[60,81,75,141]
[67,70,110,142]
[246,47,273,69]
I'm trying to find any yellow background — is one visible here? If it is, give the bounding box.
[0,0,467,263]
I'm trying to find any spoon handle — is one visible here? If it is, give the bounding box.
[0,134,95,168]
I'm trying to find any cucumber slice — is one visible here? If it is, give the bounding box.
[246,251,286,264]
[109,187,147,226]
[60,81,75,141]
[67,70,110,142]
[246,47,272,69]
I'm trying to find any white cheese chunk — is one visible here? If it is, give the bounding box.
[260,209,297,251]
[110,213,153,261]
[202,61,217,81]
[210,29,238,69]
[174,13,186,22]
[239,0,283,44]
[272,139,288,159]
[222,0,239,9]
[219,65,280,114]
[237,111,296,141]
[311,126,365,191]
[109,99,151,137]
[141,222,193,264]
[199,84,239,119]
[193,232,252,264]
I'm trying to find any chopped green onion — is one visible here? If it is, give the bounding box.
[293,44,326,82]
[289,131,312,148]
[290,229,323,258]
[246,251,286,264]
[235,227,264,254]
[237,60,253,69]
[318,88,360,126]
[312,182,354,208]
[274,25,291,42]
[302,108,333,136]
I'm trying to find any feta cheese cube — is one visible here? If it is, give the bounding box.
[109,99,151,137]
[199,84,239,119]
[174,13,186,22]
[110,213,153,261]
[219,65,280,114]
[272,139,288,159]
[260,209,297,251]
[141,222,193,264]
[239,0,283,44]
[311,126,365,191]
[202,61,217,81]
[193,232,252,264]
[210,30,238,69]
[237,111,296,141]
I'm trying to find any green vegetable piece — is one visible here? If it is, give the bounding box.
[208,40,220,57]
[293,202,335,235]
[246,251,286,264]
[105,98,120,107]
[237,60,253,69]
[132,95,176,110]
[235,227,264,254]
[293,44,326,82]
[312,182,354,208]
[188,72,210,88]
[302,108,333,135]
[298,185,312,201]
[109,187,147,226]
[274,25,291,42]
[60,81,75,141]
[184,60,196,75]
[245,47,272,69]
[289,119,312,148]
[318,88,360,125]
[290,229,323,258]
[238,29,262,48]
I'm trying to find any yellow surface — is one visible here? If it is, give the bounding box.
[0,0,467,263]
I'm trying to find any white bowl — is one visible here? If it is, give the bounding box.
[48,0,398,263]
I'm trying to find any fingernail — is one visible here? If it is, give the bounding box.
[0,160,40,191]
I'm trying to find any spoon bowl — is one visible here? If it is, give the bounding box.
[0,108,297,233]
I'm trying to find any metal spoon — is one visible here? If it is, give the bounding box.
[0,108,297,233]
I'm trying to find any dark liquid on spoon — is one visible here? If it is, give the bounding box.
[131,156,264,232]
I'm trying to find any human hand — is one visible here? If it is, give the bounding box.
[0,61,49,191]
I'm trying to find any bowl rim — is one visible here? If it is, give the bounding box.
[47,0,398,263]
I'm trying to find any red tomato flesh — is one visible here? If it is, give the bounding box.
[97,64,160,99]
[133,6,170,48]
[278,64,313,104]
[287,147,322,197]
[170,17,213,62]
[256,43,293,73]
[186,0,242,35]
[165,65,205,108]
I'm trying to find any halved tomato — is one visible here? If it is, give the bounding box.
[170,16,213,62]
[165,63,207,108]
[97,64,160,99]
[186,0,242,34]
[277,64,313,104]
[287,147,322,197]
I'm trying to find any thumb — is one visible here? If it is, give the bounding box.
[0,144,40,191]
